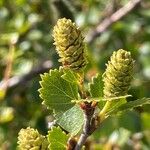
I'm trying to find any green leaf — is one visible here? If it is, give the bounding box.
[88,73,103,98]
[61,69,78,84]
[47,126,69,150]
[103,95,131,115]
[88,73,105,109]
[107,98,150,115]
[106,98,127,115]
[56,105,84,136]
[39,69,78,113]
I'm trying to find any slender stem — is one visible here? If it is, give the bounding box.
[74,134,88,150]
[74,115,90,150]
[74,100,112,150]
[0,44,15,100]
[74,99,112,150]
[77,71,87,99]
[99,100,112,121]
[74,106,94,150]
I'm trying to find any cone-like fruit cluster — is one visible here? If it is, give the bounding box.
[53,18,87,70]
[103,49,134,98]
[17,127,48,150]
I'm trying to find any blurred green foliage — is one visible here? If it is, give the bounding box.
[0,0,150,149]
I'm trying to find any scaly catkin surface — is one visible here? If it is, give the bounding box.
[53,18,87,71]
[103,49,134,98]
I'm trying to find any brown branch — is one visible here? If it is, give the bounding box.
[0,60,52,89]
[74,102,97,150]
[86,0,142,44]
[2,44,15,93]
[74,113,92,150]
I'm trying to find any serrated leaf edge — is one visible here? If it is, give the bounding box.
[47,126,69,149]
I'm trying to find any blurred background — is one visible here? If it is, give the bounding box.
[0,0,150,149]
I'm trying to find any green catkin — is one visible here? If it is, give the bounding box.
[53,18,87,71]
[17,127,48,150]
[103,49,134,98]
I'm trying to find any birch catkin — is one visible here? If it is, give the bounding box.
[103,49,134,98]
[17,127,48,150]
[53,18,87,71]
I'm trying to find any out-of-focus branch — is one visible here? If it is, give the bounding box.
[0,60,52,89]
[2,45,15,90]
[0,37,17,100]
[86,0,142,44]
